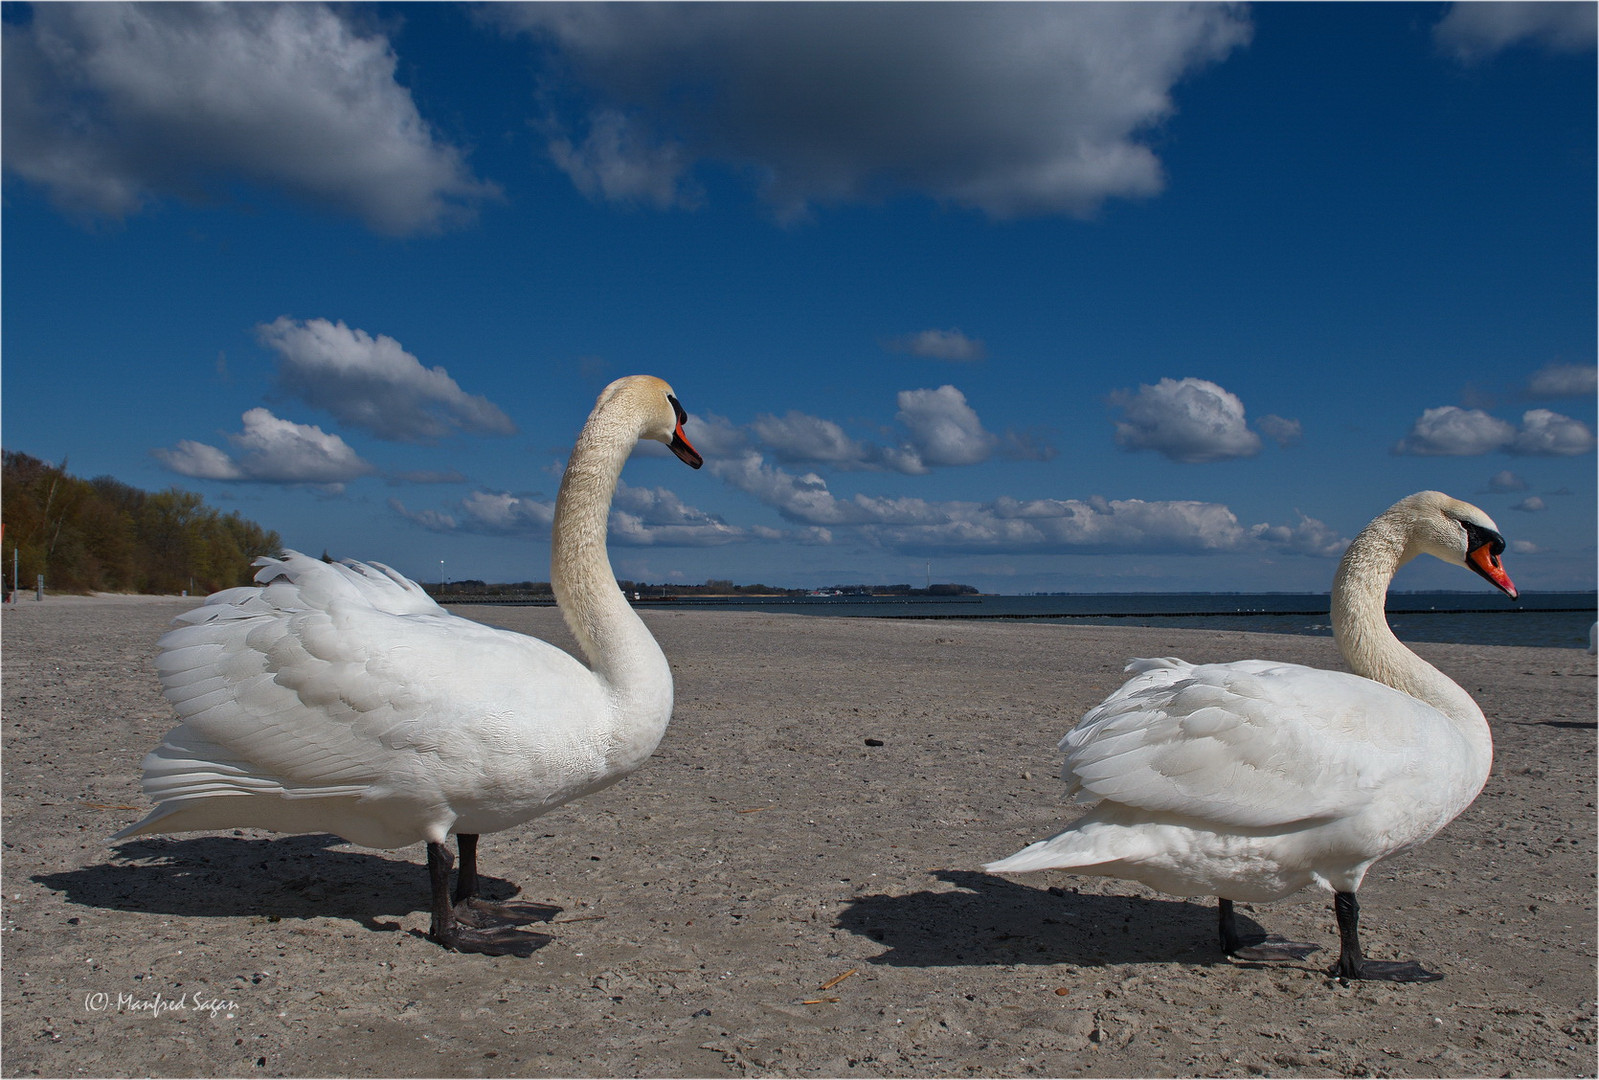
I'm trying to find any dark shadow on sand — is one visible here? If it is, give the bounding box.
[836,870,1315,971]
[33,834,556,935]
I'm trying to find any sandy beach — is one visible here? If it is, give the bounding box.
[3,594,1594,1078]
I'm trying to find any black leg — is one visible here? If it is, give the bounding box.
[423,839,552,957]
[426,841,459,944]
[1219,897,1241,952]
[1330,891,1442,982]
[1218,897,1321,961]
[453,833,479,905]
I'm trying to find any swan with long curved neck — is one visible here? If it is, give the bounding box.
[115,376,703,955]
[986,491,1518,981]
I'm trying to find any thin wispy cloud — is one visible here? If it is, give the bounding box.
[394,480,747,548]
[1434,1,1598,62]
[1256,414,1304,449]
[490,3,1251,220]
[1527,362,1598,398]
[2,3,497,233]
[547,108,703,211]
[387,469,470,486]
[384,499,457,534]
[748,411,895,470]
[258,317,516,444]
[884,329,988,362]
[153,408,376,492]
[707,443,1346,557]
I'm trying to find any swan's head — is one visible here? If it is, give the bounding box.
[598,375,703,469]
[1397,491,1517,599]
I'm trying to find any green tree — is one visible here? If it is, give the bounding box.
[1,451,280,595]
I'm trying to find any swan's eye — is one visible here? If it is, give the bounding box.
[667,394,687,426]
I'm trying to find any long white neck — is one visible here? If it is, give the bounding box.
[549,405,673,737]
[1331,505,1489,759]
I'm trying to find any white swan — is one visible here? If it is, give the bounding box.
[985,491,1518,982]
[115,375,703,955]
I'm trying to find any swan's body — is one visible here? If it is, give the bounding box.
[986,491,1518,981]
[116,375,703,954]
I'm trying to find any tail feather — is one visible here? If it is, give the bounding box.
[984,835,1103,875]
[984,814,1154,875]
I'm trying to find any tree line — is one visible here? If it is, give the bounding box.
[2,451,281,595]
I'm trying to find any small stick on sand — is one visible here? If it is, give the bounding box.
[818,968,857,991]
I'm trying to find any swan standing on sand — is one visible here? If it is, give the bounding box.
[115,376,703,955]
[986,491,1518,982]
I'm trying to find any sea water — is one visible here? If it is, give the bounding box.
[631,591,1596,649]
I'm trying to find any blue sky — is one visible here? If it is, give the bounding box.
[4,1,1594,594]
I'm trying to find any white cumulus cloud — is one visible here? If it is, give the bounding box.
[491,3,1251,219]
[1510,409,1595,456]
[2,2,497,233]
[1396,405,1593,456]
[1110,377,1263,463]
[1487,469,1530,493]
[258,317,516,443]
[1435,1,1597,61]
[1393,406,1517,456]
[153,408,376,491]
[739,385,1015,474]
[896,385,998,468]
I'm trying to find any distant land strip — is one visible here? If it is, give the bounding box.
[431,595,1591,619]
[874,607,1594,621]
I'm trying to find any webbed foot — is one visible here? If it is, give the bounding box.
[1218,898,1322,962]
[428,922,551,957]
[1231,933,1323,962]
[454,897,562,929]
[1329,891,1444,983]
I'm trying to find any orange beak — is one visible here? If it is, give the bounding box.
[666,394,703,469]
[669,423,702,469]
[1467,543,1517,600]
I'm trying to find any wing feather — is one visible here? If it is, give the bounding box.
[1060,657,1451,829]
[118,550,599,837]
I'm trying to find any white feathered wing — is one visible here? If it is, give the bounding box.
[114,552,635,850]
[984,656,1484,900]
